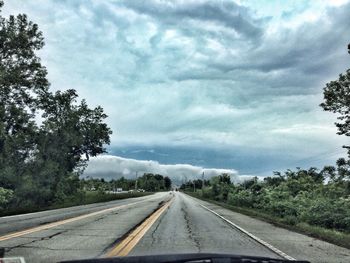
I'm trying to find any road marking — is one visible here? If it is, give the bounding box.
[105,198,173,257]
[199,203,296,261]
[0,195,162,220]
[0,195,163,242]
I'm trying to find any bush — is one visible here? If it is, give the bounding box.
[196,164,350,233]
[265,200,298,218]
[283,215,298,225]
[301,199,350,231]
[0,187,14,209]
[201,187,214,199]
[228,190,254,208]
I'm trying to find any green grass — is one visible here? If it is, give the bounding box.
[186,191,350,250]
[0,191,152,217]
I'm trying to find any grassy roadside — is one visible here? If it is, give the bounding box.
[185,191,350,250]
[0,191,152,217]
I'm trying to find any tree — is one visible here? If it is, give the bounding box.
[0,1,112,206]
[219,173,231,184]
[0,0,49,203]
[137,173,170,192]
[320,43,350,156]
[0,186,13,209]
[164,176,172,190]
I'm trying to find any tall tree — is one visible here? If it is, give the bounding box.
[320,43,350,156]
[0,0,49,192]
[35,89,112,201]
[0,0,112,206]
[164,176,172,190]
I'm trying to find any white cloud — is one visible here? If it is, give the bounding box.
[83,155,238,184]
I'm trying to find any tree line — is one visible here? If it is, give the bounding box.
[0,0,112,211]
[81,173,172,192]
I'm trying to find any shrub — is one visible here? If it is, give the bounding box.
[0,187,14,209]
[301,199,350,231]
[228,190,254,208]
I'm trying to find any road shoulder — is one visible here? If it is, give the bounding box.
[187,194,350,263]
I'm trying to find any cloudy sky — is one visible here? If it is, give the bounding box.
[3,0,349,182]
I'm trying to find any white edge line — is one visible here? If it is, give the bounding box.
[199,203,296,261]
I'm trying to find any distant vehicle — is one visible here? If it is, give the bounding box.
[137,189,145,192]
[116,188,123,193]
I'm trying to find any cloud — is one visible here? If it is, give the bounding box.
[121,0,265,40]
[2,0,349,176]
[83,155,238,184]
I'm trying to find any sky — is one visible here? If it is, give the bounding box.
[2,0,350,183]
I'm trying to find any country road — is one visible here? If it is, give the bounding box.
[1,192,350,263]
[129,192,281,258]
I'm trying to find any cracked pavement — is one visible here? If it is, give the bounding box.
[129,192,280,258]
[129,193,350,262]
[2,192,350,263]
[0,192,170,262]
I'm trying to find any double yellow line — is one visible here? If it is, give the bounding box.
[105,198,173,257]
[0,195,173,258]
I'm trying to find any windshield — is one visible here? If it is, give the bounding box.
[0,1,350,263]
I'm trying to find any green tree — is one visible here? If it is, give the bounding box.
[0,0,48,192]
[320,43,350,156]
[0,1,112,207]
[164,176,172,190]
[219,173,231,184]
[29,90,112,203]
[0,0,50,206]
[0,186,13,209]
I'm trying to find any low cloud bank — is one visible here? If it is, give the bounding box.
[83,155,239,185]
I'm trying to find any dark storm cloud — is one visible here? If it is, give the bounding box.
[121,0,264,40]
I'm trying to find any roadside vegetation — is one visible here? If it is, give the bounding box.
[0,1,173,216]
[1,191,151,217]
[0,173,171,216]
[183,167,350,248]
[182,44,350,248]
[0,0,172,216]
[81,174,172,193]
[1,172,171,216]
[0,0,114,214]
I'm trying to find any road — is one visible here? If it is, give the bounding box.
[1,192,350,262]
[129,192,280,258]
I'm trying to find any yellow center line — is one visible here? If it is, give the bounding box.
[105,198,173,257]
[0,195,161,242]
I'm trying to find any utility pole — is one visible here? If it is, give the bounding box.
[202,171,204,189]
[135,171,138,190]
[193,181,196,192]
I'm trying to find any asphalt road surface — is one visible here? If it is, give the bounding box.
[129,192,280,258]
[1,192,349,263]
